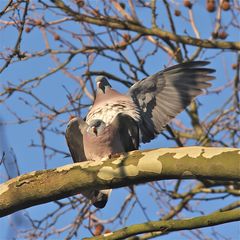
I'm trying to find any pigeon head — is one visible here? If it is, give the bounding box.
[95,76,112,94]
[87,119,106,136]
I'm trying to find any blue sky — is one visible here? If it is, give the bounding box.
[0,1,239,239]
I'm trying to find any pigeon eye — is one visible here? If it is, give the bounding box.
[95,120,102,127]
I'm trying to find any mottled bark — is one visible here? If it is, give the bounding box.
[0,147,239,217]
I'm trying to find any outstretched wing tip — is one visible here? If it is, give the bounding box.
[128,60,216,143]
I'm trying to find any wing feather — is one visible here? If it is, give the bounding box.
[112,113,139,151]
[127,61,215,143]
[65,117,87,162]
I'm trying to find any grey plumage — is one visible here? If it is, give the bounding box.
[66,61,215,208]
[127,61,215,142]
[66,117,87,163]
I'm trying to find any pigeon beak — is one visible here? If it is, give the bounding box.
[97,81,101,88]
[97,81,105,93]
[92,126,98,136]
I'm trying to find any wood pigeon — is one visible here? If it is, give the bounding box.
[65,114,138,208]
[65,61,215,208]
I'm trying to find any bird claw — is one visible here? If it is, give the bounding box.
[108,152,123,159]
[102,153,124,161]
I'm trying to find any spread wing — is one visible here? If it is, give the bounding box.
[65,117,87,162]
[127,61,215,143]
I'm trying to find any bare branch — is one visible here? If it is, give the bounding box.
[51,0,240,50]
[84,208,240,240]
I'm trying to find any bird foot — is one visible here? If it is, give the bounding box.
[108,152,125,159]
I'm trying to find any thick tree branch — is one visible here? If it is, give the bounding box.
[84,208,240,240]
[0,147,239,217]
[51,0,240,50]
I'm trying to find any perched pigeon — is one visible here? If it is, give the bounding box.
[66,114,138,208]
[66,61,215,208]
[86,61,215,143]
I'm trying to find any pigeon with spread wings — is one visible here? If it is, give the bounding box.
[66,61,215,208]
